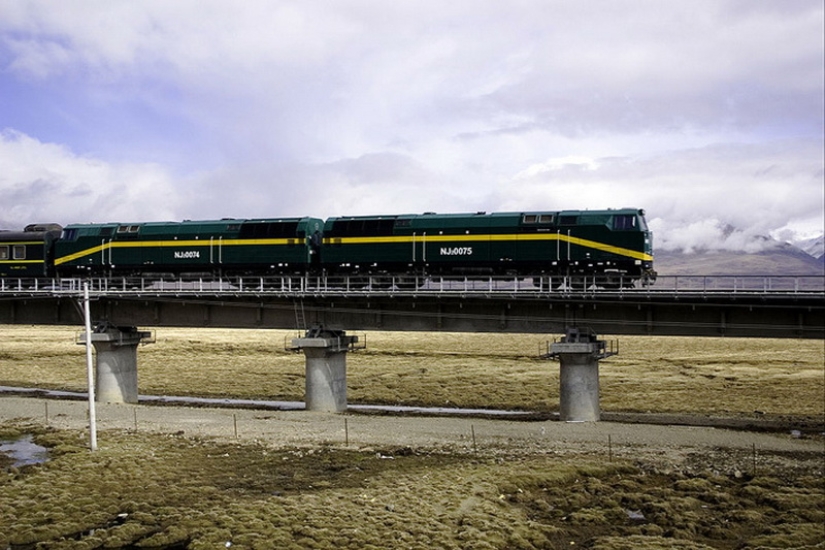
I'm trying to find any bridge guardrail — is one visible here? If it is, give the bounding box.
[1,274,824,298]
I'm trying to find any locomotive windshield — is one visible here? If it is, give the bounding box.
[613,212,648,231]
[61,228,78,241]
[612,214,636,230]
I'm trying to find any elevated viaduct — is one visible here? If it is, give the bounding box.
[1,275,823,338]
[2,274,822,414]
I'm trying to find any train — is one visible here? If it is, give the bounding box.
[0,208,655,288]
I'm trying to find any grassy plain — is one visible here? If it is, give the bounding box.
[0,325,823,417]
[1,326,823,549]
[1,419,823,549]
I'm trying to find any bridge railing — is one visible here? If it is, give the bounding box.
[2,274,823,296]
[645,275,825,293]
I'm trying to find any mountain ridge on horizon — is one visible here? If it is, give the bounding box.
[654,241,824,277]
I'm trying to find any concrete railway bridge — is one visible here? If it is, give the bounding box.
[1,274,822,419]
[1,274,822,338]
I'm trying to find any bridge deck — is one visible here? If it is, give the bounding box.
[1,275,823,338]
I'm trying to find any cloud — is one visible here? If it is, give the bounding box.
[649,218,782,254]
[488,138,823,240]
[178,152,474,221]
[4,2,821,146]
[0,130,179,227]
[0,1,822,252]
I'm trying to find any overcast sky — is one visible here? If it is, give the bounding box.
[1,1,823,252]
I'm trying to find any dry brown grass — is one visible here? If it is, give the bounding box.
[2,325,824,549]
[1,424,822,549]
[1,325,823,416]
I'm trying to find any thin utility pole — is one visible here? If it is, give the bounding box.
[83,282,97,451]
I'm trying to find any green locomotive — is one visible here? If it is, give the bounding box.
[322,209,654,287]
[4,208,654,288]
[53,217,323,276]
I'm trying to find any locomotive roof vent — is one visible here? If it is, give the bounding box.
[25,223,63,232]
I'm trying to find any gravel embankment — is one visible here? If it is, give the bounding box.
[2,396,821,461]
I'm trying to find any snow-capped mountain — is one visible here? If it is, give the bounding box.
[793,234,824,260]
[654,226,824,276]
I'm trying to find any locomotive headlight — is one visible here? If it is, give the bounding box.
[635,260,642,265]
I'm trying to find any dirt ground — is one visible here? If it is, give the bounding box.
[0,396,821,461]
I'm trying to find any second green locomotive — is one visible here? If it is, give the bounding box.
[322,209,654,287]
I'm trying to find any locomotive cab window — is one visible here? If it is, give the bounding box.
[13,245,25,260]
[0,246,8,260]
[61,228,78,241]
[613,215,636,230]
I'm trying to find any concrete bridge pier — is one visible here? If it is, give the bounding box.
[544,327,617,422]
[77,322,154,404]
[291,326,360,413]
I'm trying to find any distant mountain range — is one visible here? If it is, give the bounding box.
[795,234,824,260]
[654,235,824,277]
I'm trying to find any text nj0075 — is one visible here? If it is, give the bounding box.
[440,247,473,256]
